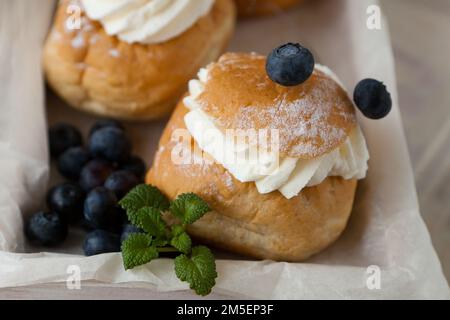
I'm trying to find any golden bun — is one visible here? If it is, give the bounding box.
[197,53,357,159]
[146,52,359,261]
[235,0,303,17]
[146,102,357,261]
[43,0,236,121]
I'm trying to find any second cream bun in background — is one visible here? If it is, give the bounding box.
[147,53,364,261]
[235,0,303,17]
[43,0,236,121]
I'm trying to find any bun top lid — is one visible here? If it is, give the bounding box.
[195,52,357,159]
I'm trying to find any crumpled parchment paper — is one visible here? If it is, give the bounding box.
[0,0,448,299]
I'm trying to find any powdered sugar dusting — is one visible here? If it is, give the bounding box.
[71,32,85,48]
[198,53,357,159]
[232,80,349,157]
[109,49,120,58]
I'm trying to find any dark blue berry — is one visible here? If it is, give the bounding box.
[266,43,315,86]
[104,170,139,200]
[120,224,144,243]
[84,187,121,231]
[49,123,83,158]
[83,230,120,256]
[25,211,68,246]
[353,79,392,119]
[89,127,131,163]
[58,147,90,180]
[121,156,147,180]
[47,183,85,223]
[115,206,129,225]
[79,159,114,192]
[89,119,124,137]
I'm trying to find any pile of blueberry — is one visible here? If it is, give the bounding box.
[25,120,145,256]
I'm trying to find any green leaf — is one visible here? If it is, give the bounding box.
[133,207,167,239]
[170,193,210,225]
[121,234,158,270]
[170,225,192,254]
[119,184,170,224]
[174,246,217,296]
[153,238,169,247]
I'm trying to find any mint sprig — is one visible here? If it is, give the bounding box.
[135,207,167,239]
[121,234,158,270]
[170,193,210,225]
[175,246,217,296]
[170,225,192,255]
[119,184,215,296]
[119,184,170,217]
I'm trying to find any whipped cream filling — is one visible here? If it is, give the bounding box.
[81,0,214,44]
[183,66,369,199]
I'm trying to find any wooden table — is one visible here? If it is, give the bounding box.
[1,0,449,299]
[381,0,450,282]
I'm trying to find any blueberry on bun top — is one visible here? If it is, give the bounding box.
[266,43,315,86]
[192,52,357,159]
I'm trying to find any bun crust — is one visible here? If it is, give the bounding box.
[235,0,303,17]
[43,0,236,121]
[198,53,357,159]
[146,102,357,261]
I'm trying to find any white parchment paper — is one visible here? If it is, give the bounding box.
[0,0,449,299]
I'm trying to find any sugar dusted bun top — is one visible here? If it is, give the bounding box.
[196,52,357,159]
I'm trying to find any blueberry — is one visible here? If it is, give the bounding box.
[47,183,85,223]
[120,224,144,243]
[84,187,121,231]
[25,211,68,246]
[104,170,139,200]
[115,206,129,225]
[266,43,315,87]
[353,79,392,119]
[58,147,90,180]
[83,230,120,256]
[89,127,131,163]
[121,156,147,180]
[89,119,124,137]
[79,159,114,192]
[49,123,83,158]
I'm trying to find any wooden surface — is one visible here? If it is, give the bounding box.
[381,0,450,282]
[1,0,449,299]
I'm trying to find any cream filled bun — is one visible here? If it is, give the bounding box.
[147,52,369,261]
[235,0,303,17]
[43,0,236,121]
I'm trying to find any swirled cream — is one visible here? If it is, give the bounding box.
[81,0,214,44]
[183,66,369,199]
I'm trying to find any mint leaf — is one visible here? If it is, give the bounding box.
[119,184,170,221]
[121,234,158,270]
[133,207,167,239]
[174,246,217,296]
[170,193,210,225]
[153,239,169,247]
[170,225,192,254]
